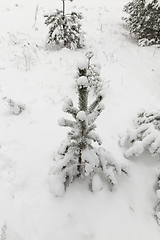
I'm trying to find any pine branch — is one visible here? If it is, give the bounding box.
[67,131,81,140]
[76,111,88,134]
[62,105,79,119]
[77,76,88,112]
[58,139,70,155]
[58,117,77,128]
[88,103,105,125]
[85,123,97,135]
[86,131,102,145]
[88,92,104,114]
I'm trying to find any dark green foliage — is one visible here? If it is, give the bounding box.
[122,0,160,46]
[52,76,128,195]
[44,5,84,49]
[78,84,88,111]
[55,78,105,179]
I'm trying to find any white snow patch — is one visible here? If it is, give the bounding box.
[76,111,87,121]
[77,76,88,87]
[91,173,103,192]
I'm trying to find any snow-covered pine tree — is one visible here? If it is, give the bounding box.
[44,0,84,50]
[50,73,129,197]
[120,109,160,157]
[122,0,160,46]
[75,51,103,95]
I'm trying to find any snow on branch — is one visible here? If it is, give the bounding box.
[58,117,77,128]
[120,109,160,158]
[86,131,102,145]
[88,91,105,114]
[97,147,129,187]
[88,102,105,125]
[62,97,79,119]
[75,51,105,95]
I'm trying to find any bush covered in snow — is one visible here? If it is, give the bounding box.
[75,51,103,95]
[120,109,160,158]
[44,0,84,50]
[50,75,129,197]
[4,97,25,115]
[122,0,160,46]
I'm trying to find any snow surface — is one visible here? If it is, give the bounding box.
[91,173,103,192]
[0,0,160,239]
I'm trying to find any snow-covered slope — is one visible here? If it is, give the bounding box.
[0,0,160,239]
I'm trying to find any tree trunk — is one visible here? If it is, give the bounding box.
[77,150,82,176]
[62,0,66,46]
[78,86,88,112]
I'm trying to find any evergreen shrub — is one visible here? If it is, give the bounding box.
[44,0,84,50]
[120,109,160,157]
[122,0,160,46]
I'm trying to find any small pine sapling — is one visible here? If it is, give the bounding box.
[75,51,103,95]
[44,0,84,50]
[120,109,160,158]
[51,75,129,197]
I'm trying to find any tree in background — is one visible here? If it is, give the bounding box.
[120,109,160,157]
[122,0,160,46]
[44,0,84,50]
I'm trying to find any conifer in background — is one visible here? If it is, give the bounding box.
[44,0,84,50]
[122,0,160,46]
[120,109,160,158]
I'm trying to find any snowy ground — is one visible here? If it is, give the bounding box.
[0,0,160,239]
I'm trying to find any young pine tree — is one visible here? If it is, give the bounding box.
[44,0,84,50]
[122,0,160,46]
[50,69,129,197]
